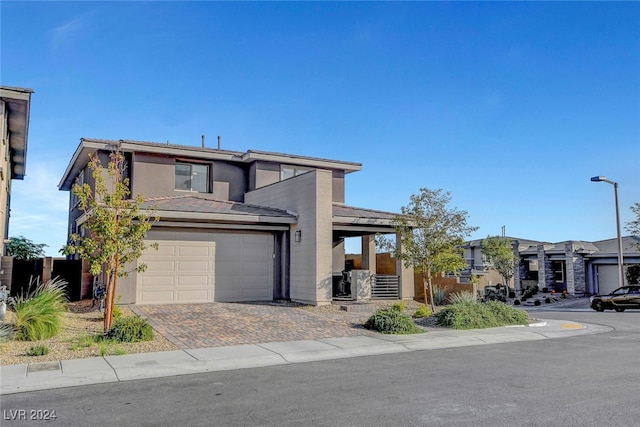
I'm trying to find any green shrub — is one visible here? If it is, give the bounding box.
[412,304,432,318]
[392,301,405,312]
[522,285,539,300]
[432,286,448,306]
[436,301,528,330]
[112,295,123,319]
[69,333,97,351]
[27,344,49,356]
[108,316,154,342]
[364,307,423,334]
[435,302,495,330]
[11,278,68,341]
[112,305,123,320]
[485,301,529,325]
[448,291,477,305]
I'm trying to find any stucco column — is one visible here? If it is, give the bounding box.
[332,239,345,273]
[361,235,376,272]
[396,233,414,300]
[565,242,576,295]
[512,241,522,292]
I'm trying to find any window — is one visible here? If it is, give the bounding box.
[175,162,209,193]
[552,261,565,283]
[280,165,310,181]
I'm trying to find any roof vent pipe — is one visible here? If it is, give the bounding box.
[201,135,205,148]
[217,135,221,150]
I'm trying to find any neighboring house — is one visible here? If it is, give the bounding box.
[0,86,33,255]
[462,237,543,288]
[463,236,640,296]
[58,138,414,305]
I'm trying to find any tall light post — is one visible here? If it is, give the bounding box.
[590,176,625,287]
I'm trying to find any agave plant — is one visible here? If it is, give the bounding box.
[447,291,478,305]
[432,286,448,306]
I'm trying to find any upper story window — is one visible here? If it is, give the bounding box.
[175,162,209,193]
[280,165,310,181]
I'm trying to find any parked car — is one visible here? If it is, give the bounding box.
[590,285,640,312]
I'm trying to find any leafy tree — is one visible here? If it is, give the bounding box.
[626,265,640,285]
[6,236,47,260]
[64,147,157,333]
[391,188,478,312]
[627,203,640,250]
[481,235,518,288]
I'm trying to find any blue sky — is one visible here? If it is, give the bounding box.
[2,1,639,256]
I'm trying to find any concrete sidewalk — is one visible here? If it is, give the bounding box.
[0,319,611,395]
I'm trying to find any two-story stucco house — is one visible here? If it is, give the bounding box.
[0,86,33,255]
[59,138,414,306]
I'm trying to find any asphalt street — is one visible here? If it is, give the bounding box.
[1,309,638,427]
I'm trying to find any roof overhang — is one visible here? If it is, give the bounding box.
[0,86,34,180]
[242,150,361,174]
[58,138,245,190]
[76,209,296,231]
[59,138,363,190]
[332,204,398,237]
[75,195,298,231]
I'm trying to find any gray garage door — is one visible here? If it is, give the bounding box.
[596,265,621,295]
[138,230,274,304]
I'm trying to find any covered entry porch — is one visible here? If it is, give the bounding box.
[331,204,414,302]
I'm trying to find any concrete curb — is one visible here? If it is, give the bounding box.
[0,319,612,395]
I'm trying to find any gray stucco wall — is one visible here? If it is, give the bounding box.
[131,153,246,202]
[131,153,176,198]
[212,162,246,202]
[245,169,334,305]
[250,161,280,191]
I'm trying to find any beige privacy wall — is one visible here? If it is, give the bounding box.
[246,169,334,305]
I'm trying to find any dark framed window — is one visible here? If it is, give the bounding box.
[175,162,209,193]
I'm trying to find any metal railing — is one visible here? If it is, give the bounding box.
[372,275,400,299]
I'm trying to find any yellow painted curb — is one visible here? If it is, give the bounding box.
[561,323,583,329]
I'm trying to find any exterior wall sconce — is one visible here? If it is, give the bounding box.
[294,230,302,242]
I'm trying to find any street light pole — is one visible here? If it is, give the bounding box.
[591,176,625,287]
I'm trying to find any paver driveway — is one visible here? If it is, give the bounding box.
[132,302,373,350]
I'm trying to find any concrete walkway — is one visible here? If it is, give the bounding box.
[0,318,611,395]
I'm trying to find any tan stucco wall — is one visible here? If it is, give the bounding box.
[246,169,334,305]
[332,240,345,273]
[332,170,345,204]
[251,161,280,190]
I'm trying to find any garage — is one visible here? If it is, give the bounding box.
[137,229,274,304]
[596,265,621,295]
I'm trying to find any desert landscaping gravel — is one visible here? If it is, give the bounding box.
[0,301,178,366]
[0,299,435,366]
